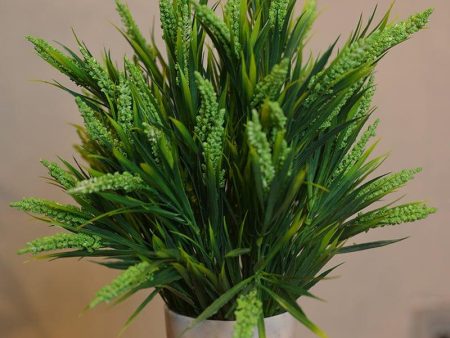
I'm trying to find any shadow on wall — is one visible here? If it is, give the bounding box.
[413,306,450,338]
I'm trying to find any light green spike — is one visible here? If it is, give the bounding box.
[117,76,134,135]
[339,77,375,148]
[89,261,156,308]
[79,46,116,97]
[193,3,235,58]
[263,101,291,168]
[124,59,160,124]
[194,72,221,145]
[18,233,102,255]
[225,0,241,54]
[176,1,191,83]
[41,160,76,189]
[251,59,290,108]
[69,172,146,194]
[10,198,87,226]
[204,107,225,181]
[160,0,177,43]
[360,168,423,201]
[302,0,318,32]
[262,100,287,136]
[269,0,289,30]
[247,111,275,191]
[320,80,363,130]
[233,289,262,338]
[332,119,379,180]
[115,0,149,48]
[75,97,115,147]
[26,36,81,82]
[142,122,162,162]
[358,202,436,226]
[308,9,432,101]
[194,72,225,183]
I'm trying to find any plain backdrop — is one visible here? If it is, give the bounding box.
[1,1,449,337]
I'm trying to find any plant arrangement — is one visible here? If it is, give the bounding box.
[13,0,436,336]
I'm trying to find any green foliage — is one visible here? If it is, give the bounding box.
[15,0,436,336]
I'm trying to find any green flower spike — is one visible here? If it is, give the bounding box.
[69,172,146,194]
[18,233,102,255]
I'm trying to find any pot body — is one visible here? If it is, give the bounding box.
[165,307,295,338]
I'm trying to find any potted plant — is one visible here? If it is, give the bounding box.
[12,0,435,337]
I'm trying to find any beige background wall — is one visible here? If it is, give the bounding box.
[1,1,449,337]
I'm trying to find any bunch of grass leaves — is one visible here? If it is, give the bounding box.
[13,0,436,336]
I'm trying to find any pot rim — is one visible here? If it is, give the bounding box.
[164,305,289,322]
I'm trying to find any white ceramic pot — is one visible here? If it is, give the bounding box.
[165,307,296,338]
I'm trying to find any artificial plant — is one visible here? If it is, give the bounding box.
[13,0,435,336]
